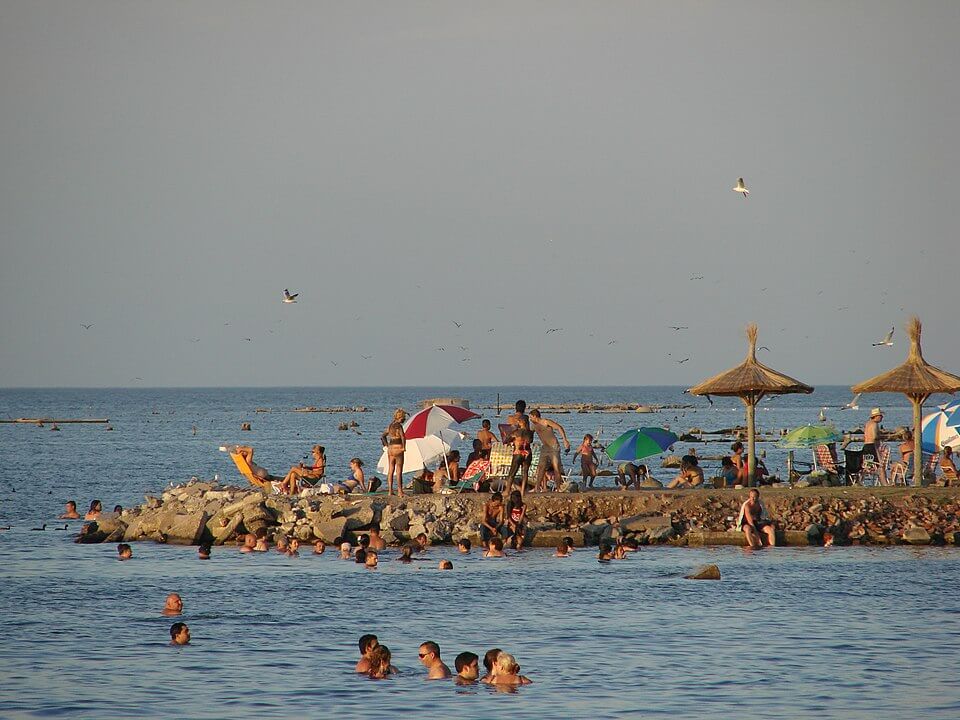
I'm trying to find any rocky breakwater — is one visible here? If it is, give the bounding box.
[76,481,960,548]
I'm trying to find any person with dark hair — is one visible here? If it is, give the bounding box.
[667,457,704,489]
[397,545,413,563]
[354,548,367,564]
[529,409,571,493]
[117,543,133,560]
[466,439,485,467]
[364,551,378,568]
[737,488,776,549]
[59,500,80,519]
[562,535,575,550]
[84,500,102,521]
[356,634,379,673]
[169,622,190,645]
[480,493,505,543]
[484,536,505,558]
[340,458,367,494]
[718,456,739,488]
[504,490,527,550]
[113,505,123,514]
[313,539,326,555]
[413,533,429,552]
[554,541,570,557]
[480,648,502,683]
[454,652,480,685]
[457,538,471,553]
[477,419,496,459]
[368,526,387,550]
[622,537,640,552]
[280,445,326,495]
[367,645,397,679]
[438,559,452,570]
[505,417,534,499]
[198,544,211,560]
[431,450,461,492]
[418,641,451,679]
[357,534,370,550]
[597,541,613,562]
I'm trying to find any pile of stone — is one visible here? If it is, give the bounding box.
[74,480,960,548]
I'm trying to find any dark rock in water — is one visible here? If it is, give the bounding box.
[620,514,672,534]
[637,477,664,489]
[685,564,721,580]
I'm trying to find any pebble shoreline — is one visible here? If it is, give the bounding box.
[76,482,960,549]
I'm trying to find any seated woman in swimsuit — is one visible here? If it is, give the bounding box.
[431,451,461,492]
[280,445,326,494]
[666,458,704,489]
[338,458,368,494]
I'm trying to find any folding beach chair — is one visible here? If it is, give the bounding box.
[226,447,282,492]
[843,449,864,485]
[813,444,844,479]
[457,459,491,493]
[860,443,891,486]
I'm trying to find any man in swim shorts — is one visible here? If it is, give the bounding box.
[529,409,570,492]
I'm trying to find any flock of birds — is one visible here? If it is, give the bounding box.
[72,177,906,382]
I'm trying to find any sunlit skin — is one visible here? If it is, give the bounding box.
[162,593,183,616]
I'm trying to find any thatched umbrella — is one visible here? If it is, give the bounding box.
[688,323,813,485]
[852,317,960,486]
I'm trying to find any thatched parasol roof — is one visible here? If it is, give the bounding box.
[688,324,813,398]
[852,317,960,398]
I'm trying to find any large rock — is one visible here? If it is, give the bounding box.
[620,514,672,533]
[343,502,377,530]
[158,509,208,545]
[529,528,584,548]
[902,527,931,545]
[241,503,274,537]
[207,513,244,545]
[647,524,678,543]
[313,518,348,543]
[684,564,721,580]
[637,477,664,489]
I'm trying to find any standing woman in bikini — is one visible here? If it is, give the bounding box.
[383,409,407,497]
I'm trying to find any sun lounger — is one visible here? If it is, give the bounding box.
[227,449,281,492]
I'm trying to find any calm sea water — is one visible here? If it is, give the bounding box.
[1,387,958,718]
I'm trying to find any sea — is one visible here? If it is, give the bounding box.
[1,386,958,719]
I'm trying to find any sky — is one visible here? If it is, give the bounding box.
[1,1,959,388]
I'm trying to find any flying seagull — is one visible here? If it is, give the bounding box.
[840,393,861,411]
[669,326,688,331]
[733,177,749,197]
[452,321,462,328]
[758,346,770,352]
[872,327,895,347]
[81,324,94,330]
[360,355,372,360]
[677,358,690,364]
[545,328,562,334]
[283,289,299,304]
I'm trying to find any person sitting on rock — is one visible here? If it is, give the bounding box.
[736,488,776,549]
[718,457,739,488]
[431,451,461,492]
[666,457,704,489]
[60,500,80,519]
[480,492,505,544]
[941,446,958,486]
[466,439,485,467]
[339,458,367,494]
[504,490,527,551]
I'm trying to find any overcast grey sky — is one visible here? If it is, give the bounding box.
[1,1,958,388]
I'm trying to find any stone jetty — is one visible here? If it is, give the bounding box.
[76,482,960,548]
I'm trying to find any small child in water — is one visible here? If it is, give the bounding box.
[575,434,600,488]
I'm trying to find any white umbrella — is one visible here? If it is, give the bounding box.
[376,429,465,475]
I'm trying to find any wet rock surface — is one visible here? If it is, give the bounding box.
[75,481,960,548]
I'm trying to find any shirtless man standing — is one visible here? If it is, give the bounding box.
[863,408,887,484]
[477,420,497,459]
[529,410,570,492]
[503,400,529,442]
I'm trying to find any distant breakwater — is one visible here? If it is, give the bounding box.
[74,482,960,549]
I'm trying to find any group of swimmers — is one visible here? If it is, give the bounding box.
[356,634,531,686]
[60,499,121,521]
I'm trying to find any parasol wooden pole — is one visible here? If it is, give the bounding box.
[911,394,926,487]
[744,392,756,486]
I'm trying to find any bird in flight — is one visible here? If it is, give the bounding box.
[329,361,338,367]
[545,328,562,334]
[607,340,617,345]
[81,324,94,330]
[360,355,372,360]
[435,347,445,352]
[873,327,895,347]
[840,393,861,411]
[668,326,688,331]
[283,289,299,304]
[488,328,495,333]
[677,358,690,364]
[733,177,749,197]
[188,338,200,343]
[242,337,252,342]
[689,275,704,281]
[758,346,770,352]
[452,321,462,328]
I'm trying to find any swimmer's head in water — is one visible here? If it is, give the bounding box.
[455,651,479,679]
[170,622,190,645]
[438,560,452,570]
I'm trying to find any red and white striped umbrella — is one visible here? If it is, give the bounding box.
[403,404,481,439]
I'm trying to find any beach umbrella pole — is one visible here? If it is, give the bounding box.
[913,395,926,487]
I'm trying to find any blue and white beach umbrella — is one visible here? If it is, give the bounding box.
[920,402,960,452]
